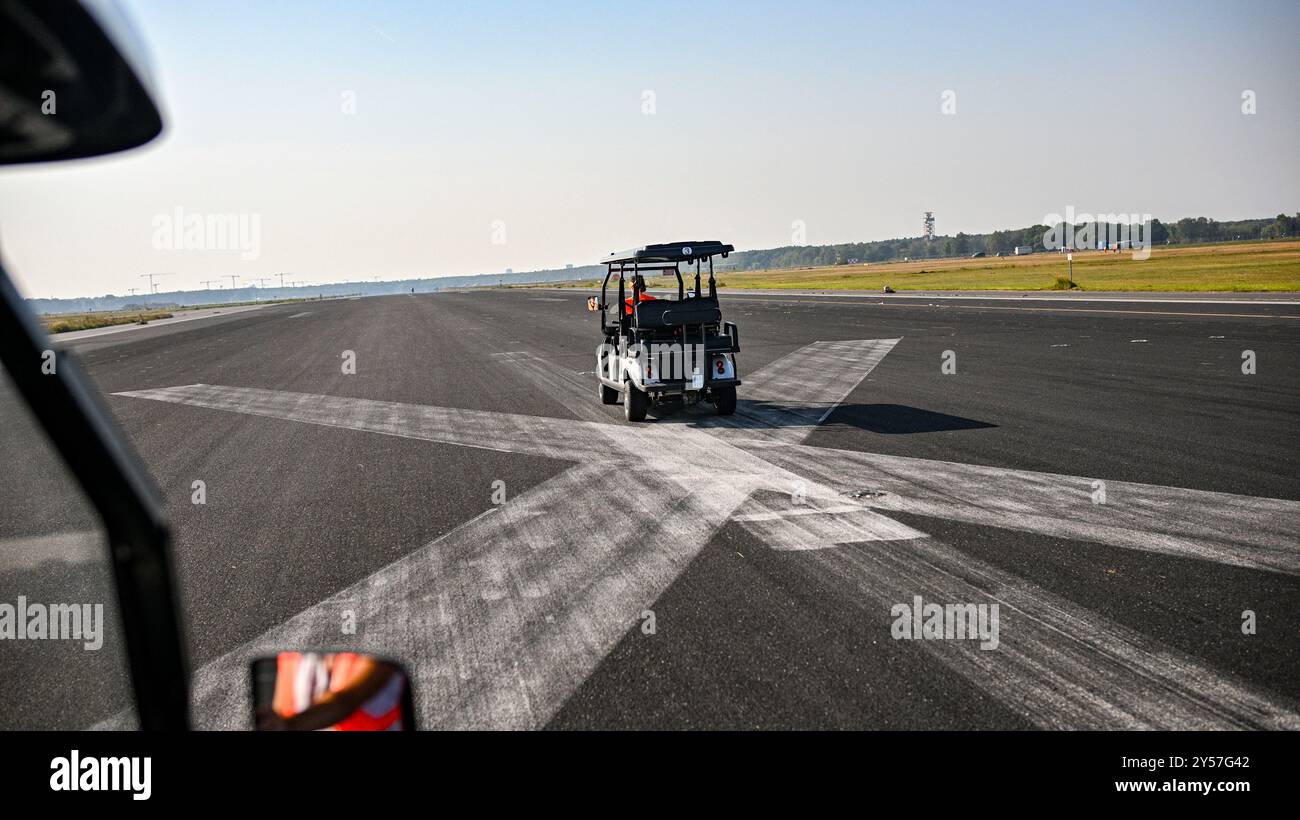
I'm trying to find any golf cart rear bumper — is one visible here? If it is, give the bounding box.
[598,376,741,393]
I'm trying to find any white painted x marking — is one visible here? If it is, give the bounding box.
[111,338,1300,730]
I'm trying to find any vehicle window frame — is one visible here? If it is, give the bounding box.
[0,263,190,730]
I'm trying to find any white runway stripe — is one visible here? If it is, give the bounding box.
[734,339,899,438]
[114,383,608,462]
[801,536,1300,729]
[489,351,615,425]
[732,493,925,549]
[187,461,754,729]
[753,444,1300,576]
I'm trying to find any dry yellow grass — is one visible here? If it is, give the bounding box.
[541,240,1300,293]
[43,310,174,333]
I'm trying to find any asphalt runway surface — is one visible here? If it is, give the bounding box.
[2,289,1298,729]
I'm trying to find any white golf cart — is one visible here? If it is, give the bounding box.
[588,242,741,421]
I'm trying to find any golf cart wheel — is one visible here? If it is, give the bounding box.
[599,381,619,405]
[715,385,737,416]
[624,383,648,422]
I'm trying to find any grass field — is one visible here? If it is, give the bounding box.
[43,310,175,333]
[39,295,317,333]
[539,240,1300,293]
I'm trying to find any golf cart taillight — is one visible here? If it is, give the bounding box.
[715,356,726,374]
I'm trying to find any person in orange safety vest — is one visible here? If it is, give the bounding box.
[262,651,406,731]
[623,273,657,315]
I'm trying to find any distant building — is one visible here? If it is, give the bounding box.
[1013,245,1035,255]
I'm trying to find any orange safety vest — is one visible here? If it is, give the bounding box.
[624,292,657,315]
[273,651,328,717]
[328,652,405,731]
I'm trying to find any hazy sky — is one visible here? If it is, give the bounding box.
[2,0,1296,298]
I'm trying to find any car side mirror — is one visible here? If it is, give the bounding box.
[252,652,415,731]
[0,0,164,164]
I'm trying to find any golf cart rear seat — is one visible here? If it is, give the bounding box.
[633,297,721,328]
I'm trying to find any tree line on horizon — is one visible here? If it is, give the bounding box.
[719,213,1298,271]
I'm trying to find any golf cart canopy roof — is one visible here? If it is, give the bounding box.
[601,241,733,266]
